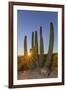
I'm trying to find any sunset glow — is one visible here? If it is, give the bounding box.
[28,52,31,56]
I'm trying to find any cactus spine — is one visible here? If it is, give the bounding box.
[24,35,27,55]
[44,22,54,68]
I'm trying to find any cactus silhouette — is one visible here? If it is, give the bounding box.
[32,32,34,48]
[24,35,27,55]
[39,26,44,68]
[40,26,44,54]
[23,23,54,70]
[35,31,38,54]
[44,22,54,69]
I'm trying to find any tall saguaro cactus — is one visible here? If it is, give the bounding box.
[40,26,44,54]
[32,32,34,48]
[24,35,27,55]
[44,22,54,69]
[35,31,38,54]
[39,26,44,68]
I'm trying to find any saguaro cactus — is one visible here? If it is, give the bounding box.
[24,35,27,55]
[44,22,54,69]
[40,26,44,54]
[35,31,38,54]
[39,26,44,68]
[32,32,34,48]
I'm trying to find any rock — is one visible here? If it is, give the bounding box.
[40,68,50,78]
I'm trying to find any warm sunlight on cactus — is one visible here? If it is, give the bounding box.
[28,52,31,56]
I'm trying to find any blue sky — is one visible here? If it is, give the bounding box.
[17,10,58,55]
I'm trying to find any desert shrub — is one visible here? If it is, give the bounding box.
[27,55,37,69]
[17,56,22,71]
[51,54,58,71]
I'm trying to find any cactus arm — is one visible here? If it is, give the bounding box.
[35,31,38,54]
[32,32,34,48]
[39,26,45,68]
[40,26,44,54]
[24,36,27,55]
[44,22,54,68]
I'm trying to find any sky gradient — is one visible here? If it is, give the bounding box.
[17,10,58,55]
